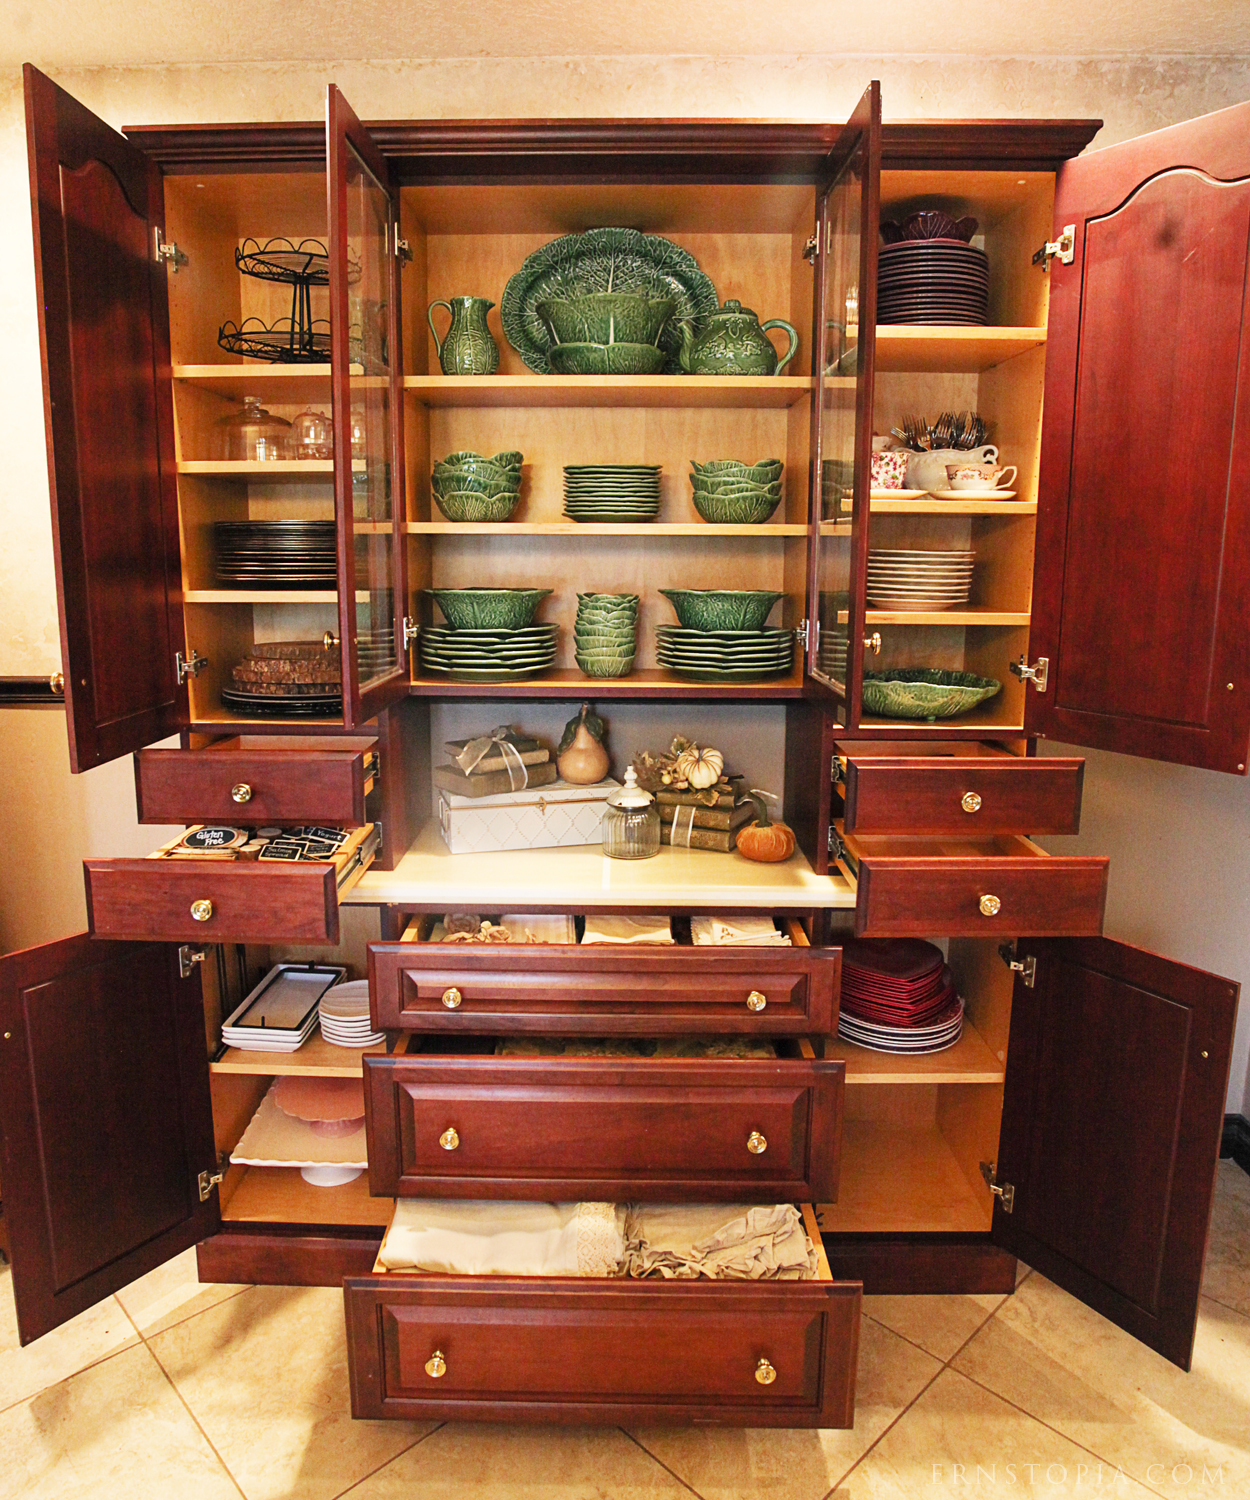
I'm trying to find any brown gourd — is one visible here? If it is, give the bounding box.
[736,789,796,863]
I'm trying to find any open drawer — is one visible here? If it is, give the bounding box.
[364,1036,843,1202]
[135,736,379,826]
[368,916,838,1036]
[84,823,379,944]
[343,1202,860,1427]
[833,822,1108,938]
[836,739,1085,836]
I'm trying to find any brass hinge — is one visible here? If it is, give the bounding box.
[394,234,412,265]
[803,231,819,265]
[178,946,207,980]
[1009,655,1049,692]
[998,941,1036,988]
[795,619,810,651]
[198,1160,226,1202]
[154,228,188,271]
[980,1161,1015,1213]
[1032,224,1075,270]
[176,649,209,684]
[402,616,419,650]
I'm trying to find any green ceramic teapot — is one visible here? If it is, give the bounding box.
[678,299,799,376]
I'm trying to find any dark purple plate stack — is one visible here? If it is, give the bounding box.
[878,210,988,327]
[838,937,964,1053]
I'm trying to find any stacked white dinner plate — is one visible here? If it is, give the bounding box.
[866,548,975,610]
[319,979,386,1048]
[221,964,345,1052]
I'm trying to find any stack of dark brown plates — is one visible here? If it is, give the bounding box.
[215,521,337,588]
[838,938,964,1053]
[877,241,989,326]
[222,641,342,717]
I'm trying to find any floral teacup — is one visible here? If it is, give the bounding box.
[946,463,1018,491]
[871,450,910,489]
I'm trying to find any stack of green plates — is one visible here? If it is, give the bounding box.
[564,465,661,523]
[419,624,558,682]
[656,625,795,682]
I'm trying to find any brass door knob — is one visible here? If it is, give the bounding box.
[961,791,982,813]
[424,1350,447,1379]
[755,1357,777,1385]
[979,894,1002,917]
[439,1127,460,1151]
[747,1131,768,1155]
[323,630,340,651]
[441,986,462,1010]
[190,899,214,922]
[746,990,767,1012]
[864,632,882,654]
[231,783,253,803]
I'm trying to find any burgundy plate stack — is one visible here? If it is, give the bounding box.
[878,210,988,327]
[838,938,964,1054]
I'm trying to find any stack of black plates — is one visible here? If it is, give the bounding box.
[215,522,337,588]
[878,240,989,326]
[222,641,342,717]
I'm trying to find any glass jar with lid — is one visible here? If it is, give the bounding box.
[601,765,661,860]
[290,407,333,461]
[212,396,291,461]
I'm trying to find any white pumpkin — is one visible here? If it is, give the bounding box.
[675,745,724,789]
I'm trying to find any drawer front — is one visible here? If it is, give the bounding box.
[135,741,374,826]
[84,859,341,943]
[853,855,1108,937]
[368,944,838,1036]
[364,1055,843,1201]
[344,1276,860,1427]
[843,756,1085,835]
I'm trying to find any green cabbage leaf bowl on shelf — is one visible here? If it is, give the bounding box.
[861,668,1001,720]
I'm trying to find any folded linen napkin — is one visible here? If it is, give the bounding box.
[581,914,674,945]
[499,913,576,944]
[690,915,792,946]
[377,1199,625,1277]
[623,1202,818,1280]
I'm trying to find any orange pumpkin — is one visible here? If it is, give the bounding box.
[737,791,796,863]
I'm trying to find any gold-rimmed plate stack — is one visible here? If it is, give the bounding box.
[866,549,976,610]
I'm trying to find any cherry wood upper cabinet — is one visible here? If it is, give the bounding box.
[0,933,219,1342]
[993,935,1238,1370]
[24,65,186,772]
[1029,100,1250,773]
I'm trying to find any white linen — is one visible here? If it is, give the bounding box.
[581,914,674,945]
[377,1199,626,1277]
[690,915,791,946]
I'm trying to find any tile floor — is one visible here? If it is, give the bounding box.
[1,1161,1246,1500]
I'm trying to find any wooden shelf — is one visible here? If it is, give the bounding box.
[407,521,807,537]
[404,374,814,409]
[815,1121,991,1234]
[174,364,333,401]
[863,498,1037,516]
[177,460,364,477]
[407,665,806,700]
[184,590,367,604]
[212,1033,386,1078]
[828,1020,1004,1085]
[875,327,1047,372]
[855,702,1026,738]
[221,1164,392,1227]
[864,610,1031,627]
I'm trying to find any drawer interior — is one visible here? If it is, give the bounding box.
[393,1034,820,1061]
[400,913,812,948]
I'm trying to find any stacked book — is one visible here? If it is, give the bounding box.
[657,773,752,852]
[434,728,555,798]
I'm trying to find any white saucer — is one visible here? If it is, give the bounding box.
[927,488,1018,500]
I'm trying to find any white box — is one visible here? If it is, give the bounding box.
[437,777,621,854]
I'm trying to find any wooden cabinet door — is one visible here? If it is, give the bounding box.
[0,933,219,1343]
[993,935,1238,1369]
[327,86,410,725]
[1028,101,1250,773]
[805,82,880,717]
[24,65,185,773]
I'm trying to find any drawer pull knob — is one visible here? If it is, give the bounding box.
[979,894,1002,917]
[231,783,253,804]
[755,1357,777,1385]
[190,899,214,922]
[961,791,982,813]
[441,986,463,1010]
[424,1350,447,1379]
[747,1131,768,1155]
[439,1127,460,1151]
[747,990,767,1012]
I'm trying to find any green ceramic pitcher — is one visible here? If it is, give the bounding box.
[678,299,799,376]
[427,296,499,375]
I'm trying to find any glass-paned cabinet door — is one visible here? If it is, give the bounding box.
[328,85,409,725]
[806,83,880,723]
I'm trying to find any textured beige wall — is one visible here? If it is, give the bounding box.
[0,52,1247,1108]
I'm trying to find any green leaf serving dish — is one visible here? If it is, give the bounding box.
[861,668,1002,720]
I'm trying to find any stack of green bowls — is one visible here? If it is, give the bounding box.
[689,458,783,524]
[574,593,638,677]
[431,450,524,522]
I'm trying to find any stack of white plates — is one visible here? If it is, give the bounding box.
[319,980,385,1048]
[866,549,975,610]
[221,964,345,1052]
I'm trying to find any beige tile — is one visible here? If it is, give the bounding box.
[863,1291,1006,1363]
[629,1318,941,1500]
[952,1273,1250,1500]
[1202,1163,1250,1318]
[114,1246,250,1337]
[836,1366,1160,1498]
[0,1340,242,1499]
[342,1423,695,1498]
[147,1284,431,1500]
[0,1267,137,1415]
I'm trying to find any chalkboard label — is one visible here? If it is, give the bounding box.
[180,826,247,852]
